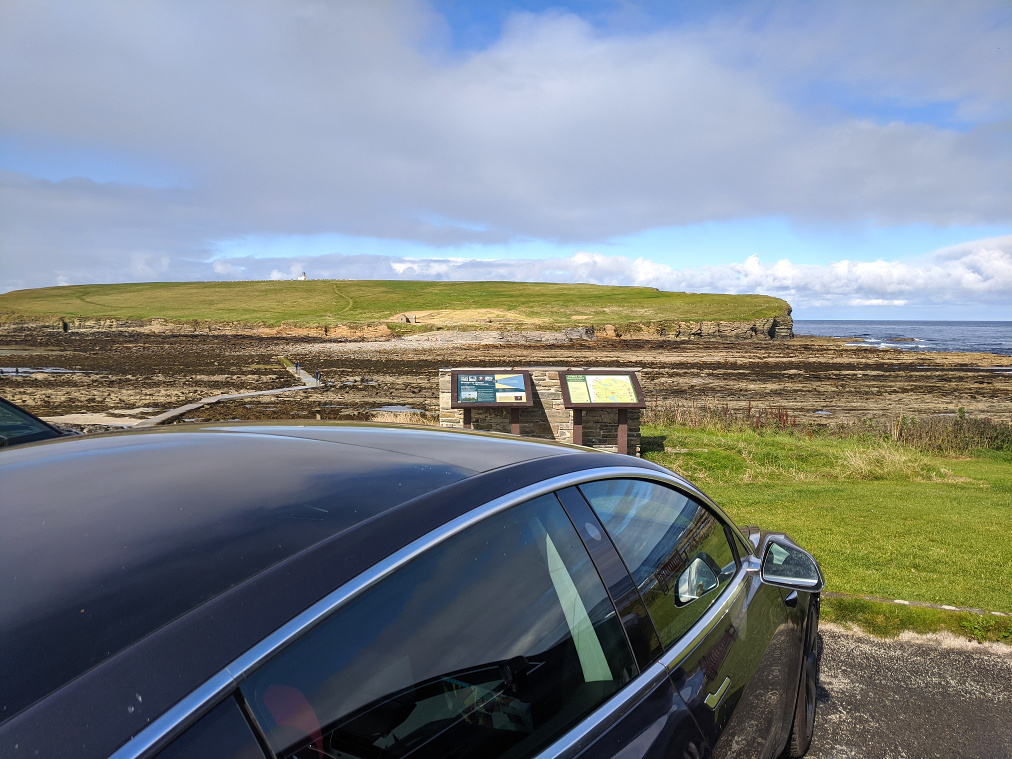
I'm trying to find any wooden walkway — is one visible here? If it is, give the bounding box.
[135,358,320,427]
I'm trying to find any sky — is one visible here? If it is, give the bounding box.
[0,0,1009,319]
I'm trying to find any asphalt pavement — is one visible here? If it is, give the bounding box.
[808,624,1012,759]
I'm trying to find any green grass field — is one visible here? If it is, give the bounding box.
[641,424,1012,642]
[0,280,788,329]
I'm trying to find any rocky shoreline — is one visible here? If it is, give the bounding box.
[2,325,1010,434]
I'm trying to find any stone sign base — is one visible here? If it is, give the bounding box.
[439,366,641,456]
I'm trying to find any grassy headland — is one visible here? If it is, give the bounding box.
[0,280,789,330]
[641,411,1012,643]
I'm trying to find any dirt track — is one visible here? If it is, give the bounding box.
[2,330,1011,428]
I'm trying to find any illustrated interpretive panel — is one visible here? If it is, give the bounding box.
[450,370,534,408]
[560,371,646,408]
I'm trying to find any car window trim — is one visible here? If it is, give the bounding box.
[108,465,737,759]
[530,661,670,759]
[529,572,748,759]
[724,523,744,567]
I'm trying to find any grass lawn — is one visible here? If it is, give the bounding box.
[641,424,1012,641]
[0,280,788,328]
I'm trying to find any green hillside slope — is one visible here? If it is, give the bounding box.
[0,280,789,329]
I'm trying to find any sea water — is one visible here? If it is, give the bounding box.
[793,321,1012,357]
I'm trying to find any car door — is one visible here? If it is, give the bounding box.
[234,491,704,759]
[553,486,709,759]
[578,478,797,759]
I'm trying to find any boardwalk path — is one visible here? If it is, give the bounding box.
[135,358,319,428]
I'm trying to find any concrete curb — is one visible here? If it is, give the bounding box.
[823,591,1009,617]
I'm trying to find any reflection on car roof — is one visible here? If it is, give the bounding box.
[0,424,572,720]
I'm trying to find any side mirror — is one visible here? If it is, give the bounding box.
[676,555,719,606]
[760,538,824,592]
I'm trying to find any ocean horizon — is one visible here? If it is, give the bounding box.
[793,320,1012,357]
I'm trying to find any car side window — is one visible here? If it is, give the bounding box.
[732,530,754,560]
[579,479,737,649]
[239,493,635,759]
[154,697,266,759]
[0,399,62,447]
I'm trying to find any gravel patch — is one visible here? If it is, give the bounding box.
[809,624,1012,758]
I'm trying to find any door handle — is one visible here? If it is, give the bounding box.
[704,677,730,709]
[784,590,799,608]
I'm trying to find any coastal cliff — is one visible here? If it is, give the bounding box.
[623,311,793,340]
[0,310,793,342]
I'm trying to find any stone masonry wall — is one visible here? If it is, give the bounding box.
[439,367,641,456]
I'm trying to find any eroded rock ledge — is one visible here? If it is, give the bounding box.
[400,313,792,345]
[0,312,793,342]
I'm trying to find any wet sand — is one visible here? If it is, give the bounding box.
[2,330,1010,429]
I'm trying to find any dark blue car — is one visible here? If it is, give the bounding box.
[0,423,822,758]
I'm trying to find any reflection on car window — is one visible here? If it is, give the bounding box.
[579,480,737,649]
[0,398,61,447]
[240,493,635,759]
[154,697,265,759]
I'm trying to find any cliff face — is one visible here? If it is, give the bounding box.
[604,310,793,341]
[0,316,391,339]
[0,311,793,341]
[664,312,793,340]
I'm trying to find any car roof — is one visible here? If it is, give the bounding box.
[0,424,590,720]
[1,422,669,755]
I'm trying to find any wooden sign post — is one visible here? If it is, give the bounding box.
[559,371,646,455]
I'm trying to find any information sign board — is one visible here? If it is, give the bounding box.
[560,371,645,409]
[450,370,534,408]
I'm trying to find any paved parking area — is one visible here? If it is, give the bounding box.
[809,625,1012,759]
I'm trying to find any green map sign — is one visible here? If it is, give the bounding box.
[561,372,645,408]
[453,372,532,406]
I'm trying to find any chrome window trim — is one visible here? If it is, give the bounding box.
[106,673,234,759]
[108,464,731,759]
[526,572,748,759]
[530,662,669,759]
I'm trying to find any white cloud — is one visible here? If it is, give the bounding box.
[848,299,909,307]
[704,1,1011,122]
[267,263,307,281]
[172,235,1011,317]
[212,260,243,276]
[652,239,1012,307]
[0,0,1009,293]
[128,253,170,279]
